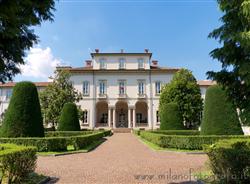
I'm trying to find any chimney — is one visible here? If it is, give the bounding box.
[95,49,99,53]
[152,60,158,67]
[144,49,149,53]
[120,49,124,53]
[85,60,92,67]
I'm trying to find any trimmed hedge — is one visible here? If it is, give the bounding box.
[150,130,200,135]
[201,85,243,135]
[1,81,44,137]
[160,102,185,130]
[0,144,37,183]
[204,139,250,183]
[57,103,80,131]
[45,131,94,137]
[140,131,249,150]
[0,130,112,152]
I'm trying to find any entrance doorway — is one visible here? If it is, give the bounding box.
[115,101,128,128]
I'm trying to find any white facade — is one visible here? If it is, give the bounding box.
[0,51,213,130]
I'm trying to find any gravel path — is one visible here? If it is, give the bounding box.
[36,133,208,184]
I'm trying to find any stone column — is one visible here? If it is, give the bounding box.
[108,108,111,128]
[133,108,136,128]
[113,108,116,129]
[128,108,131,128]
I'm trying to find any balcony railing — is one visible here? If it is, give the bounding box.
[118,93,127,98]
[138,93,146,98]
[98,93,107,99]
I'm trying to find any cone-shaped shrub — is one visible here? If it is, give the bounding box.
[1,82,44,137]
[201,85,243,135]
[160,102,185,130]
[57,103,80,131]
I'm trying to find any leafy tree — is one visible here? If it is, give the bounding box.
[160,102,185,130]
[160,69,203,129]
[58,103,80,131]
[1,81,44,137]
[207,0,250,123]
[200,85,243,135]
[0,0,56,83]
[39,70,82,128]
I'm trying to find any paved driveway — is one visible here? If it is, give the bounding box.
[36,133,207,184]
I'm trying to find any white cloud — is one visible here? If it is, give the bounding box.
[21,46,62,81]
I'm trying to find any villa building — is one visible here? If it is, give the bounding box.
[0,50,214,130]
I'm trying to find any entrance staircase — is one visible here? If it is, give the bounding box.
[113,128,132,133]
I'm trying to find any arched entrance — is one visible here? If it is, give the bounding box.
[96,101,108,127]
[135,101,148,126]
[115,101,128,128]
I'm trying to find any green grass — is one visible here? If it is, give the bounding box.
[37,139,105,156]
[135,134,204,153]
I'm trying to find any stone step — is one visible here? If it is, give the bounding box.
[113,128,132,133]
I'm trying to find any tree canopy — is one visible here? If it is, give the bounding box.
[207,0,250,123]
[1,81,44,137]
[39,70,82,128]
[160,69,203,129]
[0,0,55,83]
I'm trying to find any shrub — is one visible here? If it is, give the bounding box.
[140,131,248,150]
[57,103,80,131]
[201,85,243,135]
[1,81,44,137]
[0,144,37,183]
[160,102,185,130]
[45,130,93,137]
[151,130,200,135]
[204,139,250,183]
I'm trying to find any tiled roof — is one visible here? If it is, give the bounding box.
[197,80,216,86]
[0,82,52,87]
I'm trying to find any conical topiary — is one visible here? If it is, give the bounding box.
[200,85,243,135]
[160,102,185,130]
[57,102,80,131]
[1,81,44,137]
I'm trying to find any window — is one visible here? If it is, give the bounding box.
[136,113,142,123]
[99,80,106,95]
[119,58,125,69]
[119,80,126,95]
[138,58,144,69]
[156,110,160,123]
[155,81,161,95]
[100,59,106,69]
[83,110,88,124]
[83,81,89,95]
[6,89,12,100]
[138,81,145,95]
[101,113,108,124]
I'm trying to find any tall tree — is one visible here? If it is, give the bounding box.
[160,69,203,129]
[0,0,56,83]
[207,0,250,123]
[39,70,82,128]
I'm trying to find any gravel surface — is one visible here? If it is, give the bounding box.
[36,133,208,184]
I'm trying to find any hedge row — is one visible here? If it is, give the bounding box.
[204,139,250,183]
[0,130,112,152]
[0,144,37,183]
[45,130,94,137]
[150,130,200,135]
[140,131,249,150]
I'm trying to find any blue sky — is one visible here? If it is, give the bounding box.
[16,0,222,81]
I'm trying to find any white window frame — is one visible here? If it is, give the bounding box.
[138,58,144,69]
[83,110,88,124]
[119,58,125,69]
[99,80,106,95]
[156,110,160,123]
[6,89,12,101]
[82,81,89,96]
[155,81,161,95]
[118,80,126,95]
[99,58,106,69]
[138,80,145,95]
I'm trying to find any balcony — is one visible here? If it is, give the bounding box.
[98,93,107,99]
[118,93,127,99]
[138,93,146,99]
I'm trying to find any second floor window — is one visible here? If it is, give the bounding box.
[119,58,125,69]
[138,58,144,69]
[83,81,89,95]
[155,81,161,95]
[6,89,12,100]
[100,59,106,69]
[138,81,145,95]
[119,80,126,95]
[99,81,106,94]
